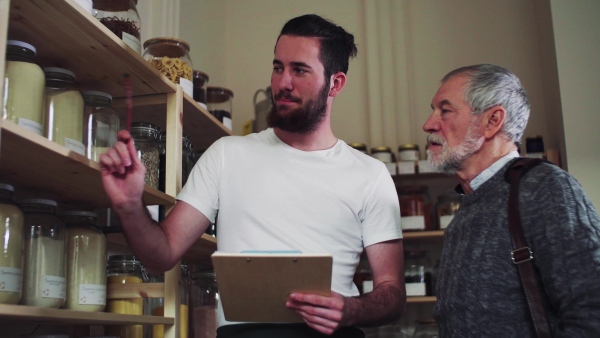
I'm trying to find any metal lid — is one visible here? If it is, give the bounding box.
[398,144,419,151]
[61,210,98,218]
[82,90,112,101]
[43,67,76,80]
[348,142,367,151]
[7,40,36,53]
[16,198,57,207]
[108,255,141,265]
[130,121,160,132]
[370,146,392,153]
[0,183,15,192]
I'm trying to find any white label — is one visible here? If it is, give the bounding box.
[223,116,232,130]
[401,216,425,230]
[18,118,43,135]
[398,150,419,161]
[179,78,194,97]
[65,138,85,155]
[122,32,141,54]
[385,162,396,176]
[79,284,106,305]
[0,267,23,293]
[362,280,373,293]
[406,283,426,296]
[440,215,454,229]
[372,152,392,163]
[96,120,110,143]
[397,161,416,174]
[41,275,66,299]
[147,205,159,222]
[418,160,438,173]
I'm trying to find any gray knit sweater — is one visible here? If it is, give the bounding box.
[433,160,600,337]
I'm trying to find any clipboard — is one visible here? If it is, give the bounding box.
[211,252,333,323]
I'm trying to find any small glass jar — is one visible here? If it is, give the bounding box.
[435,191,461,230]
[83,91,121,162]
[143,38,194,96]
[62,211,106,312]
[3,40,46,135]
[370,146,393,163]
[130,122,160,189]
[193,70,210,107]
[398,144,420,161]
[18,198,66,308]
[398,185,432,231]
[207,86,234,131]
[0,183,24,305]
[106,255,146,338]
[44,67,85,155]
[404,250,432,297]
[190,269,219,338]
[348,142,368,155]
[93,0,142,54]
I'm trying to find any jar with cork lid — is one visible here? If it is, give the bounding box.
[143,37,194,97]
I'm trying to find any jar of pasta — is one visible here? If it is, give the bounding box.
[18,198,66,308]
[44,67,85,155]
[206,86,234,130]
[83,91,120,162]
[130,122,160,189]
[0,183,24,305]
[398,185,432,231]
[3,40,45,135]
[143,38,193,97]
[62,210,106,312]
[436,190,461,230]
[93,0,142,54]
[106,255,146,338]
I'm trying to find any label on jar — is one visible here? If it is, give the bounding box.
[180,78,194,98]
[401,216,425,230]
[372,152,392,163]
[223,116,232,130]
[41,275,67,299]
[440,215,454,229]
[385,162,396,176]
[18,118,43,135]
[362,280,373,293]
[65,138,85,156]
[122,32,141,54]
[398,150,419,161]
[405,282,426,296]
[79,284,107,305]
[0,267,23,292]
[397,161,416,174]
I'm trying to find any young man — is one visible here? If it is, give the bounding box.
[424,64,600,336]
[100,14,404,337]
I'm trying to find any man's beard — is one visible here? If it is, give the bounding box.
[267,83,329,134]
[426,119,484,174]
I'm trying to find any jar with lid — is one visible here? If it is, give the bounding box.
[93,0,142,54]
[348,142,368,155]
[371,146,396,176]
[143,38,194,96]
[130,122,160,189]
[83,91,120,162]
[62,210,106,312]
[3,40,46,135]
[44,67,85,155]
[193,70,210,108]
[106,255,147,338]
[206,86,234,131]
[398,144,420,161]
[404,250,433,297]
[398,185,432,231]
[18,198,66,308]
[0,183,24,305]
[190,268,218,338]
[436,190,461,230]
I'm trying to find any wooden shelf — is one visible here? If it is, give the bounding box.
[403,230,444,240]
[406,296,437,304]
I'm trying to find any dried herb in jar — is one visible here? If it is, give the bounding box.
[99,17,140,39]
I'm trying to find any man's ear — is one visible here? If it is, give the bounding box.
[483,106,506,138]
[329,72,347,97]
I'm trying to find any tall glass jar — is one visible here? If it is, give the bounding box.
[130,122,160,189]
[18,198,66,308]
[206,87,233,131]
[190,269,218,338]
[0,183,24,305]
[3,40,46,135]
[435,191,461,230]
[44,67,85,155]
[404,250,432,297]
[106,255,146,338]
[83,91,120,162]
[93,0,142,54]
[62,211,106,312]
[143,38,194,96]
[193,70,209,108]
[398,185,432,232]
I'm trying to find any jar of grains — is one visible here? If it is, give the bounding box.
[18,198,66,308]
[435,190,461,230]
[44,67,86,155]
[143,38,193,96]
[62,210,107,312]
[130,122,160,189]
[206,86,234,131]
[3,40,46,135]
[398,185,432,232]
[0,183,24,305]
[83,91,120,162]
[106,255,147,338]
[93,0,142,54]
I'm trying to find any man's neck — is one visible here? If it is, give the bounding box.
[274,125,338,151]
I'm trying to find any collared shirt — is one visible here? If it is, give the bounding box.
[469,150,520,191]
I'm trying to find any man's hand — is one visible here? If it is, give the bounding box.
[285,290,347,335]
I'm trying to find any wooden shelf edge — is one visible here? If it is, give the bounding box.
[406,296,437,304]
[403,230,445,240]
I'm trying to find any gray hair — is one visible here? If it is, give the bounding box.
[441,64,530,144]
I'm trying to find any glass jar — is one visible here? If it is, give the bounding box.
[404,250,432,297]
[348,142,368,155]
[435,191,461,230]
[62,211,106,312]
[412,320,439,338]
[526,135,545,159]
[190,269,218,338]
[143,38,194,96]
[206,86,234,131]
[44,67,85,155]
[3,40,46,135]
[83,91,120,162]
[130,122,160,189]
[398,185,432,231]
[0,183,24,305]
[18,198,66,308]
[352,253,372,295]
[193,70,210,107]
[93,0,142,54]
[370,146,393,163]
[106,255,146,338]
[398,144,420,161]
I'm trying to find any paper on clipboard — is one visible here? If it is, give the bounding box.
[211,252,333,323]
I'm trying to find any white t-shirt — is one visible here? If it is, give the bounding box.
[177,128,402,324]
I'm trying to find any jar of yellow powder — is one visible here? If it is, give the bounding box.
[0,183,24,305]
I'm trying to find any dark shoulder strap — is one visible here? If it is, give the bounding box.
[505,157,552,337]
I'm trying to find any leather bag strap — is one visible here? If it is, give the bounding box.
[505,157,552,338]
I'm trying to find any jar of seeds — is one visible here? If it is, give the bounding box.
[130,122,160,189]
[93,0,142,54]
